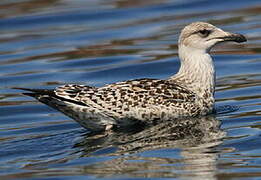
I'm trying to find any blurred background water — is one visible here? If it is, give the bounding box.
[0,0,261,179]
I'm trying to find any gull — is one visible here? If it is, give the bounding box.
[15,22,246,132]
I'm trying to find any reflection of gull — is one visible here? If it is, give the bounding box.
[72,115,226,179]
[15,22,246,131]
[76,115,225,154]
[22,116,225,179]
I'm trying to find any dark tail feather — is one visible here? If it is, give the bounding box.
[13,87,55,96]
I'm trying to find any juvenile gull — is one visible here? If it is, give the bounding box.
[15,22,246,131]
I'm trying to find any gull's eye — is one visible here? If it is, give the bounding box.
[198,29,211,37]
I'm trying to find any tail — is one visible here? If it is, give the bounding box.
[13,87,62,109]
[14,87,114,131]
[13,87,86,106]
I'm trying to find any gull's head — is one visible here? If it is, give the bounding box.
[179,22,247,53]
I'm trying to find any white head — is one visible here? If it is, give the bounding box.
[174,22,246,99]
[179,22,246,53]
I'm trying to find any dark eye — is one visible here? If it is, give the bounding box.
[198,29,211,37]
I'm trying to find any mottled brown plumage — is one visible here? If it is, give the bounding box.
[15,22,246,131]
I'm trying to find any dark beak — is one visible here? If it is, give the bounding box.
[218,33,247,43]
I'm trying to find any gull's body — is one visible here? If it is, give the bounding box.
[16,22,246,131]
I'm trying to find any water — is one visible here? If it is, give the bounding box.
[0,0,261,179]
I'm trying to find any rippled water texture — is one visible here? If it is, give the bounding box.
[0,0,261,179]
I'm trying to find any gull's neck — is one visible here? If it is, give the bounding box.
[170,44,215,98]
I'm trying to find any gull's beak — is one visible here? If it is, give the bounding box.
[216,32,247,43]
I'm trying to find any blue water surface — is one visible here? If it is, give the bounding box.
[0,0,261,179]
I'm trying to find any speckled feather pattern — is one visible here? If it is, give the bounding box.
[31,78,213,131]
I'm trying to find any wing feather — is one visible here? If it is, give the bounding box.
[54,79,196,114]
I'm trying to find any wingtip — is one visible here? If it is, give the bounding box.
[12,87,56,96]
[12,87,39,97]
[22,92,37,97]
[12,87,34,91]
